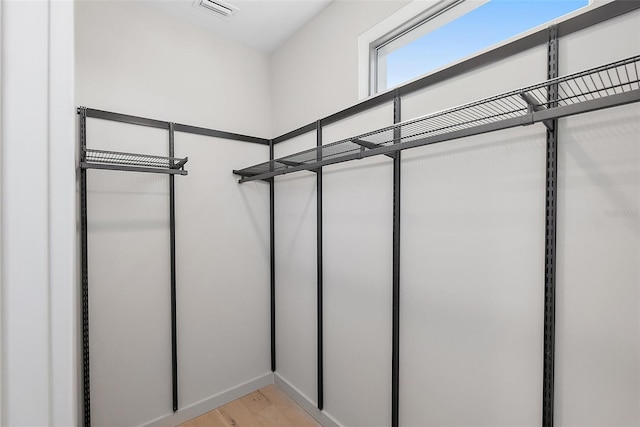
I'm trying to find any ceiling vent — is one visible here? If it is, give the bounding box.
[194,0,238,20]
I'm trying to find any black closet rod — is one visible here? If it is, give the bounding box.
[83,107,271,145]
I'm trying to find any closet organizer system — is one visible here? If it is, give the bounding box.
[233,9,640,427]
[78,2,640,427]
[77,109,270,426]
[234,52,640,425]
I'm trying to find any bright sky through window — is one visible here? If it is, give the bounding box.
[382,0,590,90]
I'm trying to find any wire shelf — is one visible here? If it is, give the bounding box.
[235,55,640,183]
[82,149,188,175]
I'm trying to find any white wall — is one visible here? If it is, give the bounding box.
[76,0,271,138]
[85,121,173,427]
[322,105,394,427]
[1,2,3,420]
[273,106,395,427]
[1,0,77,425]
[75,1,271,425]
[174,133,270,413]
[400,47,547,426]
[270,0,408,136]
[555,10,640,425]
[270,2,640,426]
[274,132,319,405]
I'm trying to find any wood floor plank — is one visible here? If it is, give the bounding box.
[254,404,291,426]
[179,410,228,427]
[239,390,293,427]
[259,385,321,427]
[219,398,268,427]
[240,390,272,414]
[177,385,320,427]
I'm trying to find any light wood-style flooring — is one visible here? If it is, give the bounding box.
[179,385,321,427]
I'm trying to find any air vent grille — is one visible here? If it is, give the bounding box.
[194,0,238,19]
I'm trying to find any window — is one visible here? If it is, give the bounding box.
[370,0,591,95]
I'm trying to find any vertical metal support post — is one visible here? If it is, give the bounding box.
[543,25,559,427]
[169,123,179,412]
[79,107,91,427]
[391,91,401,427]
[316,120,324,410]
[270,140,276,372]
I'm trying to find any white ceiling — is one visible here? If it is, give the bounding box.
[142,0,333,52]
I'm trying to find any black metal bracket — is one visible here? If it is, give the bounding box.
[279,159,303,167]
[280,158,320,174]
[172,157,188,170]
[352,138,396,159]
[233,169,257,177]
[520,92,553,130]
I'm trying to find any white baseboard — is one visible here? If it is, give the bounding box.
[139,372,274,427]
[274,373,342,427]
[138,371,341,427]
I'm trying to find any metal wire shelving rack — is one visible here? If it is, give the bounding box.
[81,148,189,175]
[77,106,194,426]
[234,55,640,183]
